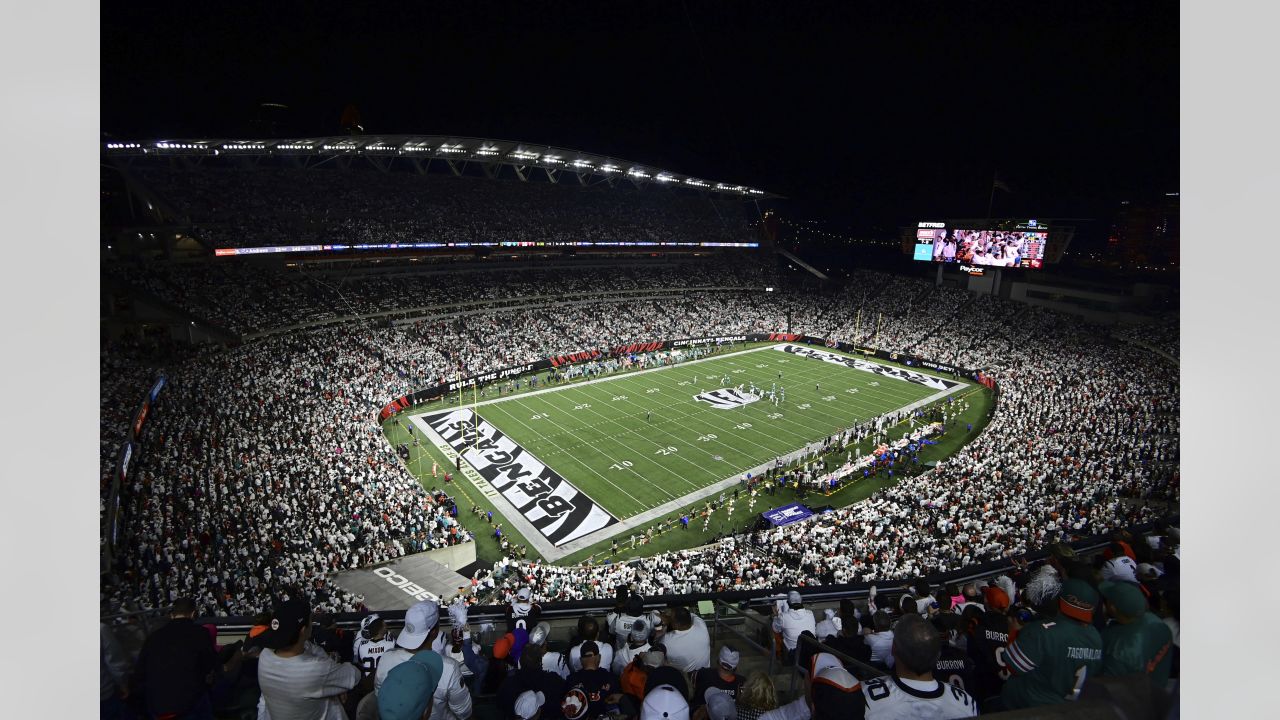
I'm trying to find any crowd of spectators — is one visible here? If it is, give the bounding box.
[108,525,1179,719]
[131,166,759,250]
[101,260,1178,631]
[107,259,773,335]
[1113,316,1179,360]
[100,337,202,518]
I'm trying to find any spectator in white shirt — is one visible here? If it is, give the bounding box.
[257,599,362,720]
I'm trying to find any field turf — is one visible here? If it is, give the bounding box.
[383,342,991,566]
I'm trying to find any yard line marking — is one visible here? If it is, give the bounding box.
[480,400,655,508]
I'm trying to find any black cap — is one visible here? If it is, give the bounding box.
[262,599,311,649]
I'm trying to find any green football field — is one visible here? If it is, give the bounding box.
[403,343,967,554]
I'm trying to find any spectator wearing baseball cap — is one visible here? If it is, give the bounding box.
[515,690,547,720]
[499,645,565,720]
[375,600,474,720]
[703,689,737,720]
[999,579,1104,710]
[560,641,621,720]
[1100,556,1140,585]
[691,645,744,717]
[771,592,817,664]
[506,587,542,633]
[528,621,571,680]
[569,617,615,674]
[380,651,445,720]
[613,618,653,675]
[621,643,662,702]
[127,597,223,720]
[257,598,362,720]
[1099,581,1174,689]
[642,684,690,720]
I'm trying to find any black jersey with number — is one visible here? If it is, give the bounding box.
[965,610,1012,705]
[934,644,977,696]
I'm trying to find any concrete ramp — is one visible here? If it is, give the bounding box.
[330,546,474,610]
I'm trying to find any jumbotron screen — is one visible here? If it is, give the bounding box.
[913,222,1047,269]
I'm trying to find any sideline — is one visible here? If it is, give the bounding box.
[407,346,969,562]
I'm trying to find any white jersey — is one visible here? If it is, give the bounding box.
[605,612,644,650]
[568,640,614,673]
[772,608,817,651]
[352,634,397,679]
[860,676,977,720]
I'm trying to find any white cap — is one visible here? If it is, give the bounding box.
[1101,556,1139,583]
[1137,562,1164,579]
[515,690,545,720]
[642,684,690,720]
[516,587,532,601]
[396,601,439,649]
[718,645,740,669]
[704,689,736,720]
[787,590,803,606]
[629,618,651,643]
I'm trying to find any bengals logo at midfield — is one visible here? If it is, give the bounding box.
[694,388,760,409]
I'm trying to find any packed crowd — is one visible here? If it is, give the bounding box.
[107,526,1179,719]
[131,166,759,250]
[1113,316,1179,360]
[107,259,774,335]
[471,280,1177,599]
[100,337,202,517]
[101,260,1178,627]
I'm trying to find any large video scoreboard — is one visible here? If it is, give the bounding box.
[911,220,1048,269]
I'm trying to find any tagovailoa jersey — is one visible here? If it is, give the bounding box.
[1001,619,1103,709]
[353,635,398,678]
[858,675,977,720]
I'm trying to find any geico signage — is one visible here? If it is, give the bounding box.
[373,567,440,603]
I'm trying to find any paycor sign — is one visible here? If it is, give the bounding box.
[372,567,440,603]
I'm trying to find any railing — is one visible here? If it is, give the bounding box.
[102,515,1170,633]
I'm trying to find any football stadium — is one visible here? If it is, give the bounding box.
[90,5,1189,720]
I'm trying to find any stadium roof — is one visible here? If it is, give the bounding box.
[102,135,783,199]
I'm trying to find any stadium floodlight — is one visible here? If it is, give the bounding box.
[600,164,620,173]
[655,174,677,183]
[571,160,594,169]
[511,150,540,161]
[628,168,651,178]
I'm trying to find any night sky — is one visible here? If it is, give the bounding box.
[102,1,1177,234]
